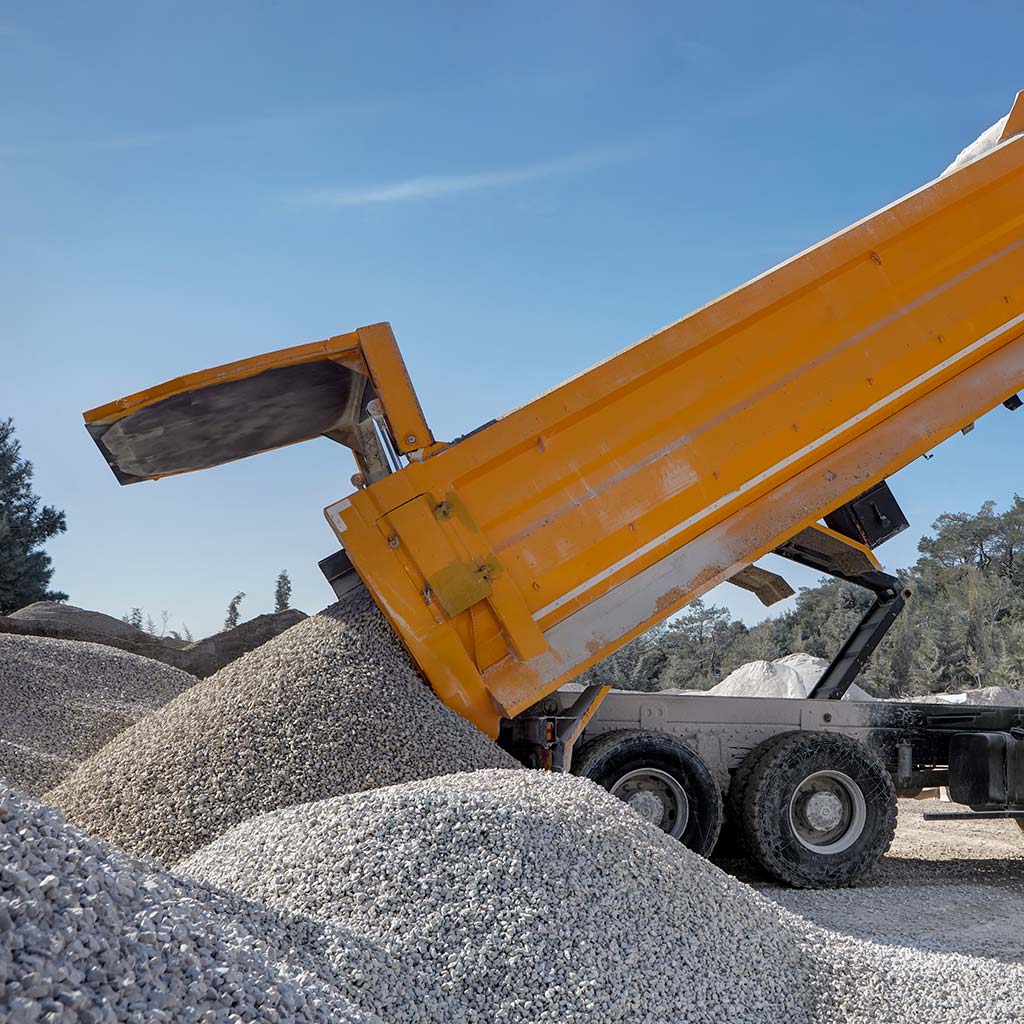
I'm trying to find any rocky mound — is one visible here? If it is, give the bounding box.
[0,634,196,795]
[45,588,516,864]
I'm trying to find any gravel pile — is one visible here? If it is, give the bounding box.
[0,787,380,1024]
[181,768,821,1024]
[0,741,66,796]
[179,768,1024,1024]
[915,684,1024,706]
[0,633,196,795]
[46,588,517,864]
[7,770,1024,1023]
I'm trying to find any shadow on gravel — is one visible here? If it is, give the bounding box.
[713,858,1024,965]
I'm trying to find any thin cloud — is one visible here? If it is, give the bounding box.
[306,145,640,207]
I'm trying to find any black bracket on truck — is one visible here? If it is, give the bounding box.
[775,481,910,701]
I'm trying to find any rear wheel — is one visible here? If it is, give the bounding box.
[573,729,722,856]
[737,731,896,887]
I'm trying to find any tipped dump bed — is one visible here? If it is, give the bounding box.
[85,96,1024,736]
[329,95,1024,734]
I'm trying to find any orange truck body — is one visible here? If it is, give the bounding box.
[86,94,1024,738]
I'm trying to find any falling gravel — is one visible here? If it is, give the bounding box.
[0,787,381,1024]
[0,633,196,795]
[46,588,516,864]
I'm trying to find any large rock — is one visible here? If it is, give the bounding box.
[0,602,307,677]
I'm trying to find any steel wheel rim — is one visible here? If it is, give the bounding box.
[788,769,867,854]
[610,767,690,839]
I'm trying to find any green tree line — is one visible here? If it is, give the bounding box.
[582,498,1024,698]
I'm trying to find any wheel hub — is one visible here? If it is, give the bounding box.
[788,769,867,854]
[626,790,665,825]
[609,768,690,839]
[804,791,844,832]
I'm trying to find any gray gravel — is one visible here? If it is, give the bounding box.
[7,770,1024,1022]
[181,768,822,1024]
[178,768,1024,1024]
[0,633,196,795]
[0,741,66,797]
[0,786,381,1024]
[45,588,516,864]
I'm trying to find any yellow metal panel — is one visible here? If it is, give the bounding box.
[84,331,365,424]
[357,322,437,454]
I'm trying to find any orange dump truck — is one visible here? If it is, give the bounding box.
[84,95,1024,886]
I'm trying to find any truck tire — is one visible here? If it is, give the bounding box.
[738,731,896,888]
[573,729,722,856]
[727,733,792,828]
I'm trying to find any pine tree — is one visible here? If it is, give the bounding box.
[274,570,292,613]
[224,592,246,630]
[123,607,144,630]
[0,418,67,614]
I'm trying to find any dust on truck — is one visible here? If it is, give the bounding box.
[84,93,1024,887]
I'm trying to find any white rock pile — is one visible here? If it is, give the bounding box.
[0,633,196,795]
[45,588,516,864]
[179,769,1024,1024]
[916,684,1024,707]
[180,768,821,1024]
[706,653,874,701]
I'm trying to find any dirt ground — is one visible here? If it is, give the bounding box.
[722,799,1024,962]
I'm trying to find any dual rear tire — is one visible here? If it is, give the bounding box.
[728,731,897,887]
[575,728,896,887]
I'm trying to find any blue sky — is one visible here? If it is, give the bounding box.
[3,2,1024,637]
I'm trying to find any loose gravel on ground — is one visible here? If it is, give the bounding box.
[45,588,516,864]
[0,634,196,795]
[761,797,1024,963]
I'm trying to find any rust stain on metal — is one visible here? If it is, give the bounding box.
[655,586,687,613]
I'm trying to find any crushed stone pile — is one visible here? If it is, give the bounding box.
[706,653,874,701]
[178,768,1024,1024]
[916,684,1024,707]
[180,768,821,1024]
[7,772,1024,1023]
[0,741,66,797]
[0,633,197,796]
[0,787,380,1024]
[46,588,517,864]
[1,600,308,678]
